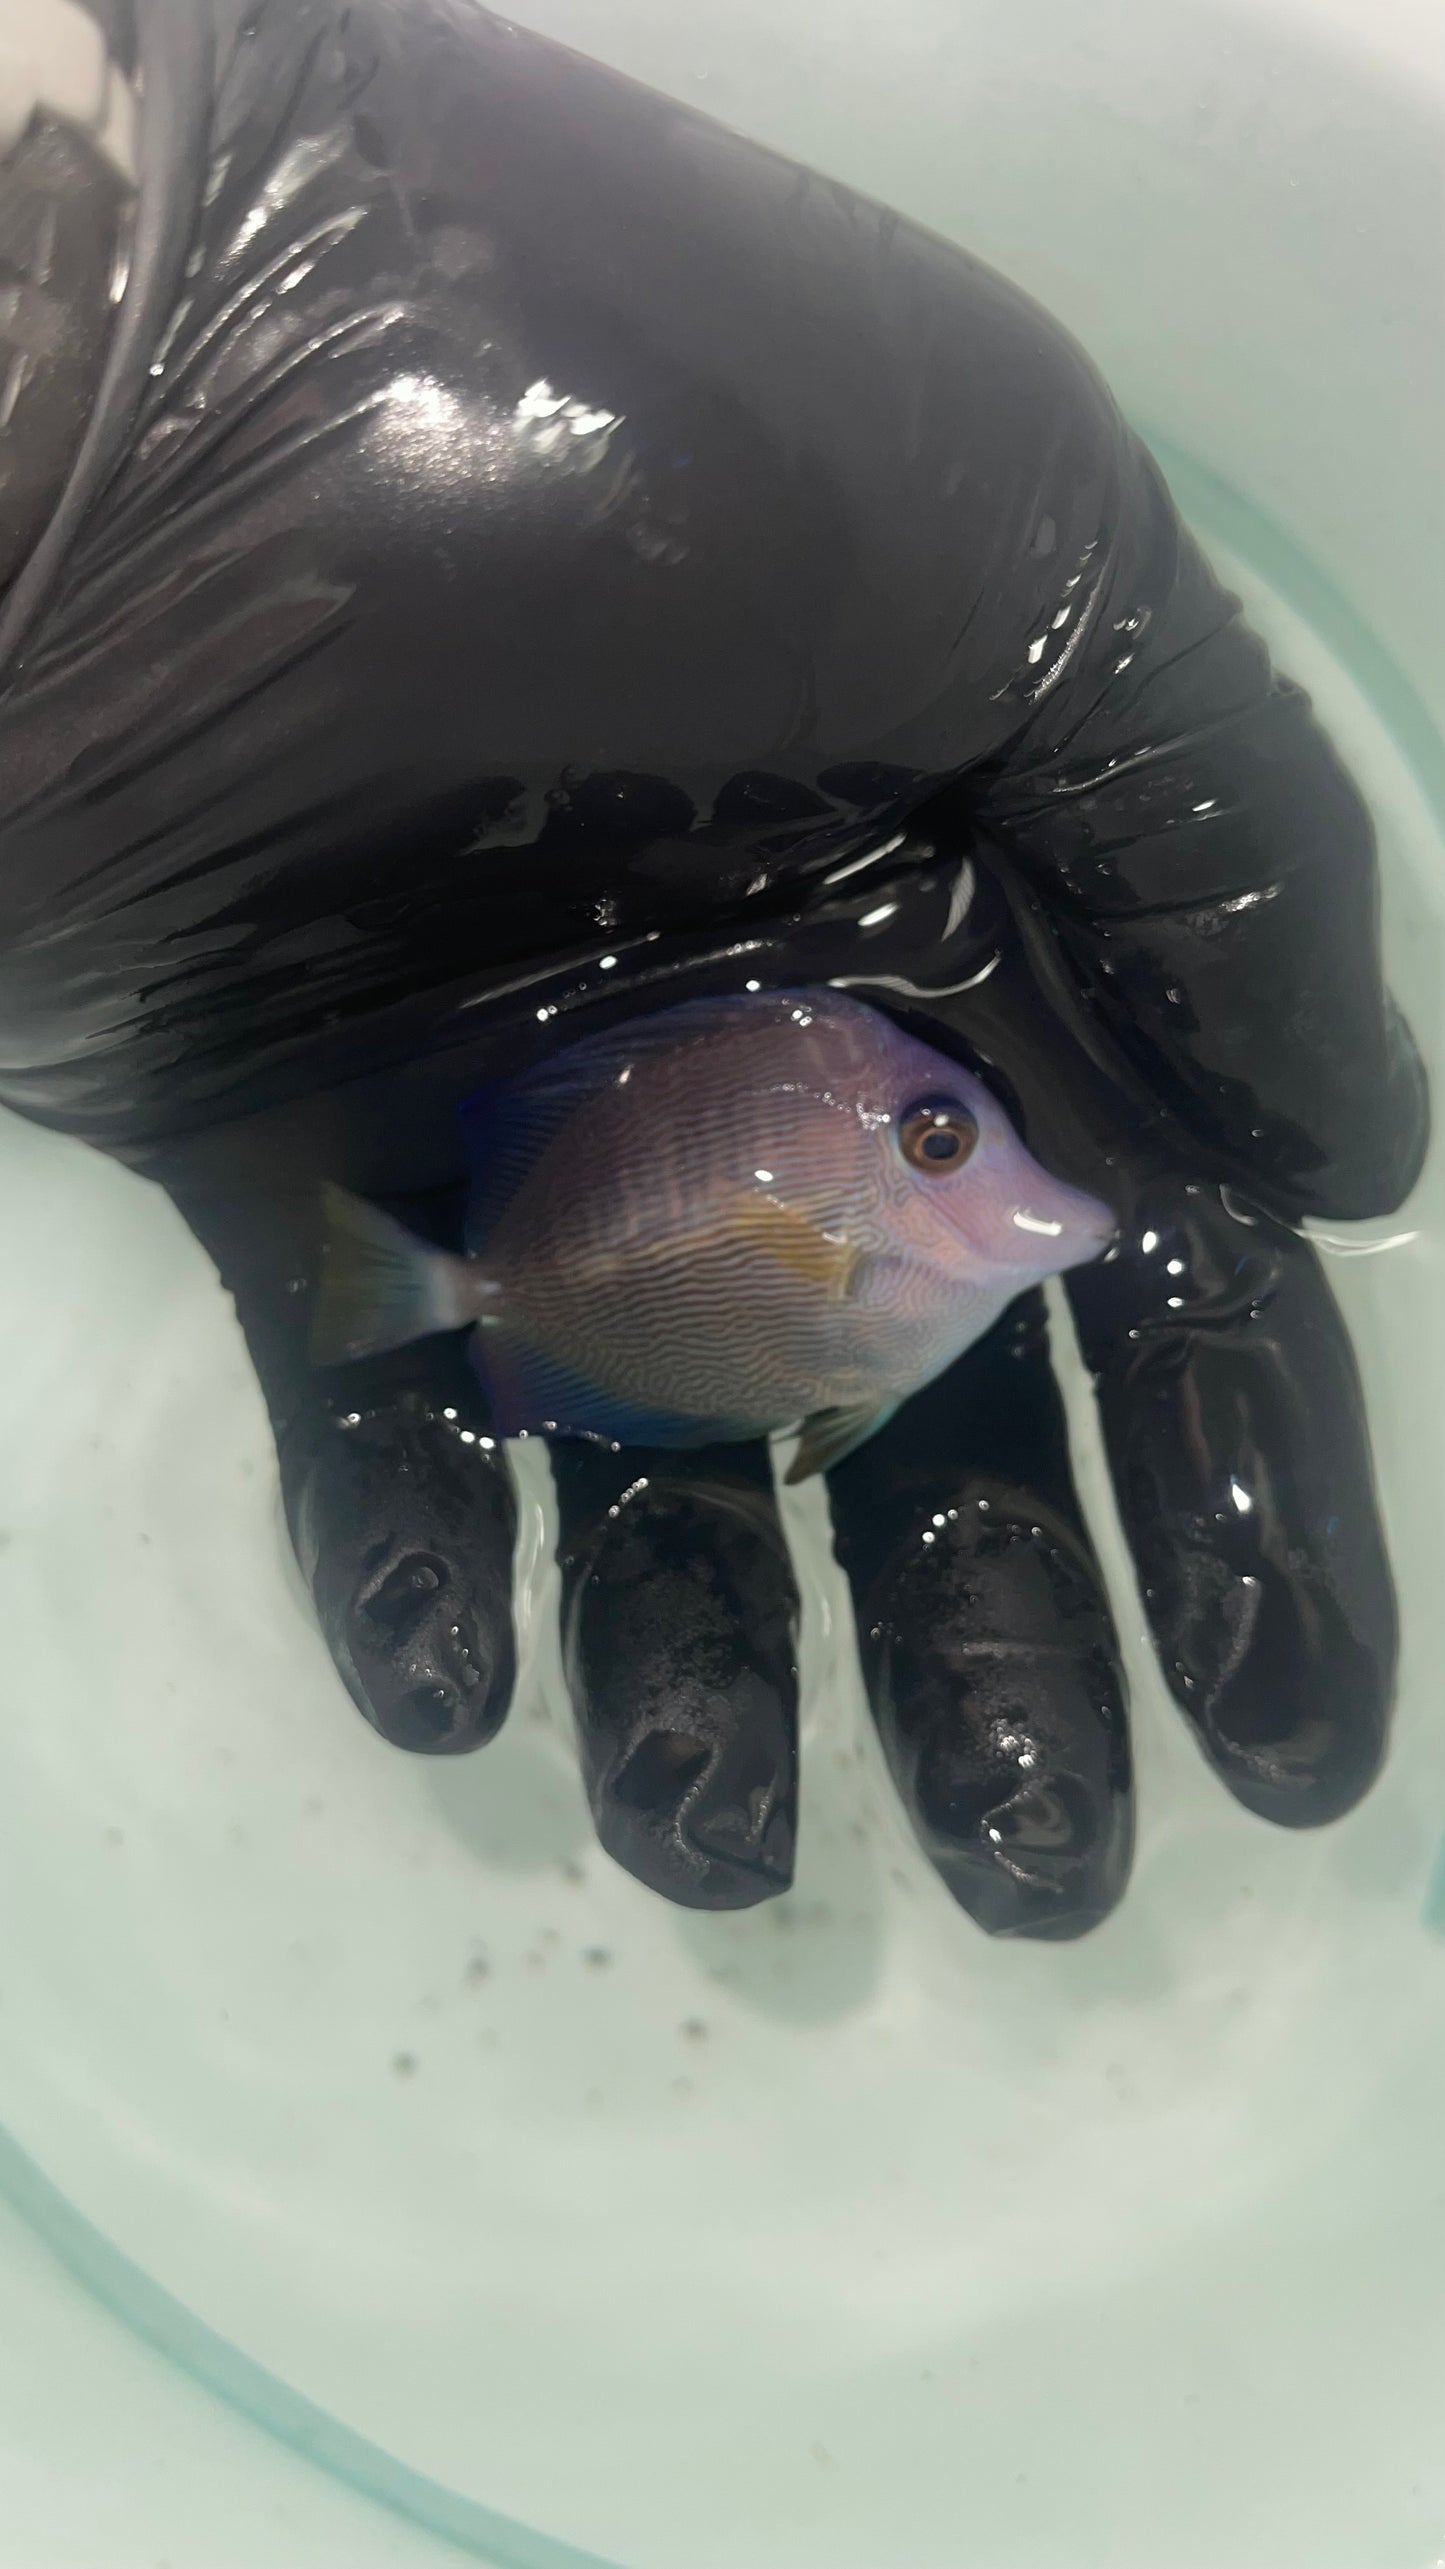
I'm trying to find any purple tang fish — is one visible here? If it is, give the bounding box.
[312,990,1113,1479]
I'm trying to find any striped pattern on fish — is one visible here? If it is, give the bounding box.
[313,990,1114,1478]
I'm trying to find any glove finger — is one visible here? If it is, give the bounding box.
[970,439,1427,1222]
[1068,1179,1396,1824]
[552,1438,799,1911]
[285,1334,518,1755]
[164,1160,518,1755]
[827,1293,1133,1940]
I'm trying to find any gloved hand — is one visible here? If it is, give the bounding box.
[0,0,1424,1934]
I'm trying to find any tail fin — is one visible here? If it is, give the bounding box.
[311,1185,477,1366]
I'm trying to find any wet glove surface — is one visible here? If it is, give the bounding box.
[0,0,1425,1931]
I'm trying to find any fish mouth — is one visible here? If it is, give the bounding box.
[1007,1190,1117,1267]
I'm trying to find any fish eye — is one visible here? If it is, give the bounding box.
[898,1095,980,1175]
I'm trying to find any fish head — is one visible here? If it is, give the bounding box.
[856,1015,1116,1285]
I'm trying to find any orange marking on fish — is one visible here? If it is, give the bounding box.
[728,1192,861,1300]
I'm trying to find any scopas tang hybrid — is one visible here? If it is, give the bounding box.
[312,989,1113,1478]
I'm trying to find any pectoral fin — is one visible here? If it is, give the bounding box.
[844,1251,915,1311]
[785,1399,897,1483]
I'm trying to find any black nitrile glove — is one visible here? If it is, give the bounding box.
[0,0,1424,1934]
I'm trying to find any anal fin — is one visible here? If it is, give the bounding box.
[472,1327,767,1452]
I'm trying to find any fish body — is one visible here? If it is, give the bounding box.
[313,990,1112,1477]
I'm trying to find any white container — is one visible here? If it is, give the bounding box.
[0,4,1441,2563]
